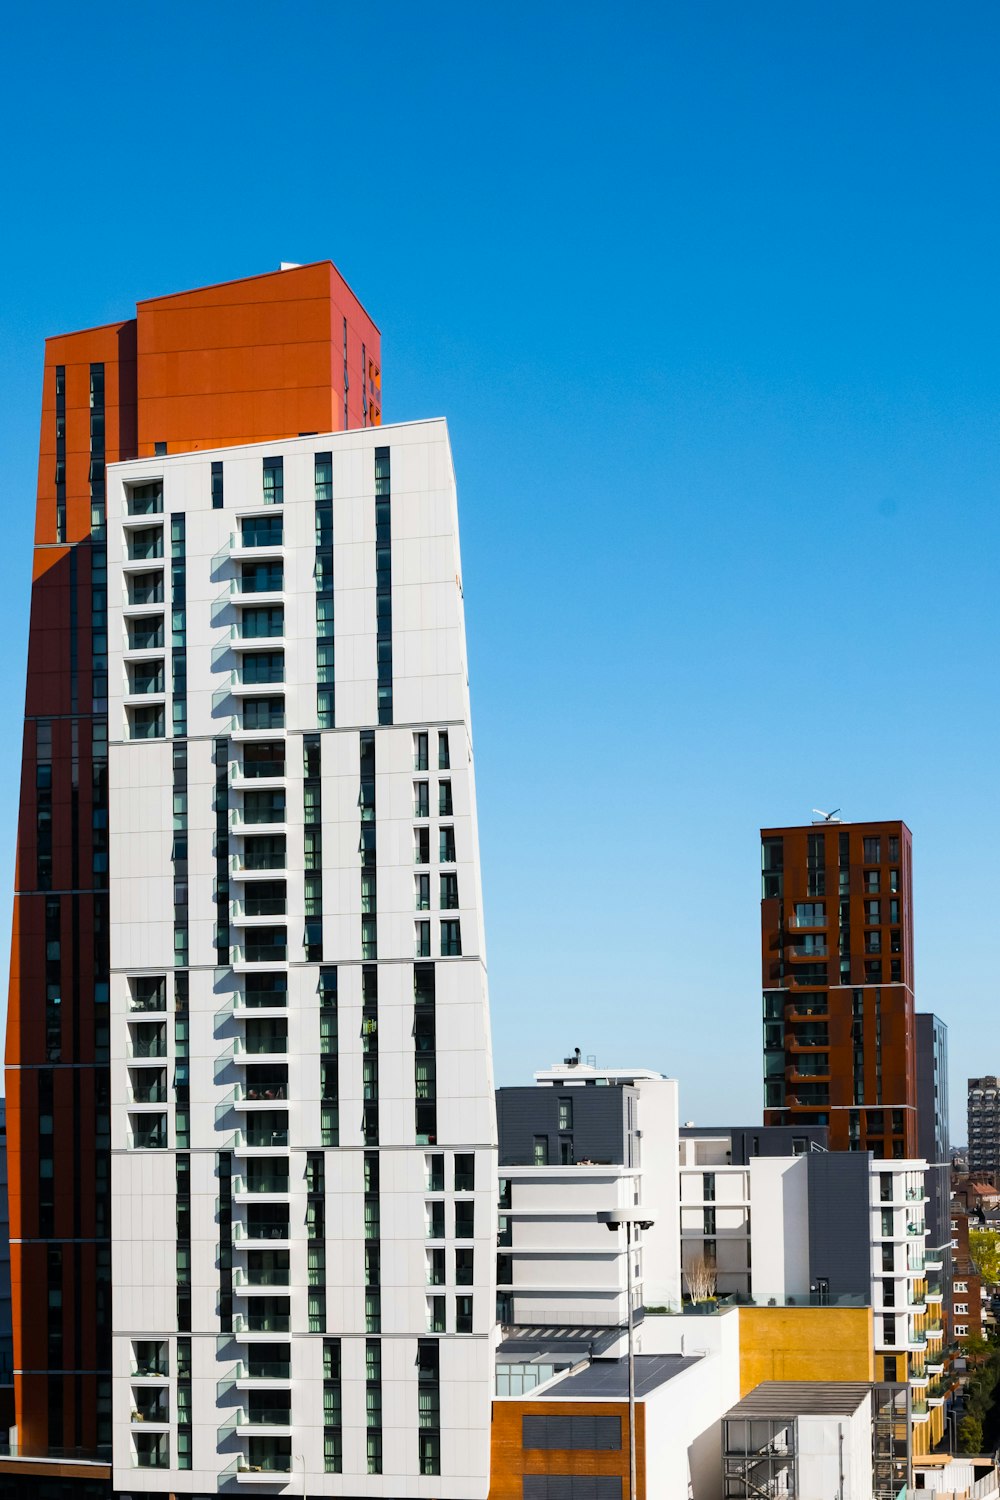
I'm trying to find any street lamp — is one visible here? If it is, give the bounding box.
[598,1209,655,1500]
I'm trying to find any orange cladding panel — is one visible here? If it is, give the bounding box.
[489,1400,643,1500]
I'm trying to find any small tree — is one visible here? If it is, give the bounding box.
[684,1253,717,1303]
[969,1229,1000,1286]
[958,1414,984,1454]
[963,1332,991,1366]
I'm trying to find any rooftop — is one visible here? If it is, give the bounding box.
[536,1355,700,1400]
[726,1382,872,1419]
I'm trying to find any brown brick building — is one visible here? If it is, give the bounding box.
[761,819,916,1156]
[948,1209,984,1346]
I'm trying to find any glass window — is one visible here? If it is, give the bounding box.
[262,457,283,505]
[440,920,462,957]
[455,1295,473,1334]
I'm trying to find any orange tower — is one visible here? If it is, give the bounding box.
[6,263,380,1458]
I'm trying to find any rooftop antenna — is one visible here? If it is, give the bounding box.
[811,808,842,823]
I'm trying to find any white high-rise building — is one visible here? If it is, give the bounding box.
[106,421,497,1494]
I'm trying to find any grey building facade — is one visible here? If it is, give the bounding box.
[916,1013,950,1253]
[968,1075,1000,1177]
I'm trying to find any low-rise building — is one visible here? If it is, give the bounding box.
[723,1382,877,1500]
[496,1062,682,1329]
[948,1208,984,1346]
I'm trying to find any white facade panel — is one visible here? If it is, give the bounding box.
[107,422,496,1496]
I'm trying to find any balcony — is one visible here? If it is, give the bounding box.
[234,1360,291,1385]
[237,1408,293,1435]
[232,896,288,922]
[232,943,289,970]
[786,1033,830,1051]
[235,1122,290,1151]
[231,991,287,1019]
[234,1267,291,1290]
[229,1036,288,1067]
[232,1311,291,1336]
[129,1026,167,1060]
[231,759,286,788]
[232,1079,288,1106]
[234,1219,291,1247]
[233,1173,291,1200]
[130,1388,169,1426]
[231,806,287,834]
[231,630,286,652]
[231,847,287,879]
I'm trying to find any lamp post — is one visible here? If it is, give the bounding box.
[598,1209,655,1500]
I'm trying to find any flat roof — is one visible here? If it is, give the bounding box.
[726,1382,872,1419]
[538,1355,700,1400]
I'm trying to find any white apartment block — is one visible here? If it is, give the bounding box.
[496,1064,682,1333]
[869,1160,943,1425]
[678,1137,811,1299]
[106,421,497,1495]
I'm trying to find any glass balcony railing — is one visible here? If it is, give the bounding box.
[241,899,287,918]
[238,1220,290,1242]
[242,1407,292,1427]
[241,1361,291,1380]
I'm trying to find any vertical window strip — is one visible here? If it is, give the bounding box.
[171,514,187,739]
[176,1153,191,1332]
[364,1148,381,1334]
[174,972,189,1150]
[38,1067,55,1239]
[307,1152,326,1333]
[172,742,188,970]
[417,1339,441,1476]
[342,318,349,431]
[90,544,108,714]
[176,1336,192,1468]
[36,719,53,889]
[218,1152,233,1333]
[89,363,106,538]
[304,734,322,958]
[362,965,379,1147]
[262,456,283,506]
[366,1334,382,1473]
[215,738,230,964]
[374,448,392,724]
[315,453,334,728]
[54,365,66,542]
[320,968,338,1146]
[211,460,224,510]
[44,895,62,1068]
[415,964,437,1146]
[360,731,376,961]
[323,1338,342,1471]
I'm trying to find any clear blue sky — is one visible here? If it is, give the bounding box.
[1,1,998,1141]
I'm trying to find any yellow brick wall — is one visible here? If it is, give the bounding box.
[738,1306,875,1395]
